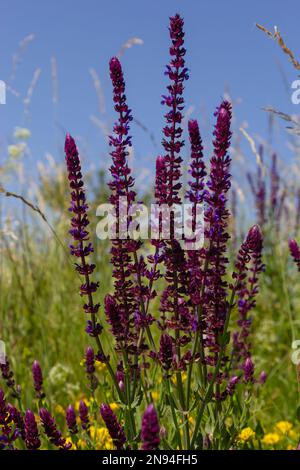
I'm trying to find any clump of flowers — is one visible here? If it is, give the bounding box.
[0,13,266,451]
[275,420,293,434]
[247,146,300,235]
[236,420,300,450]
[261,432,281,446]
[237,427,256,444]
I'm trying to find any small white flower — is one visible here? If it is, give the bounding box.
[7,143,26,158]
[13,127,31,140]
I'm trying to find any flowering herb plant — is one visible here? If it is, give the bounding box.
[0,14,267,451]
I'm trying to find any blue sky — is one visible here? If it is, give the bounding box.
[0,0,299,189]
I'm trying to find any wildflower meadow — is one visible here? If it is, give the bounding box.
[1,2,300,459]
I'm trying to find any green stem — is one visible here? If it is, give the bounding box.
[186,305,207,408]
[191,287,236,449]
[122,347,136,443]
[175,371,190,448]
[94,335,123,401]
[133,251,156,351]
[166,378,182,450]
[186,247,212,407]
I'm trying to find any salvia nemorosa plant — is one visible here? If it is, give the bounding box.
[0,14,266,450]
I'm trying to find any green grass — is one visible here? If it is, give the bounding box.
[1,180,300,449]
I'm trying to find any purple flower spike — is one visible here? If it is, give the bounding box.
[203,100,232,354]
[65,133,102,339]
[8,404,25,440]
[108,56,135,212]
[162,14,188,208]
[104,294,125,342]
[156,16,191,346]
[243,357,255,383]
[0,358,20,398]
[84,346,98,392]
[141,404,160,451]
[186,119,206,305]
[153,155,168,242]
[259,371,267,384]
[155,155,168,205]
[32,360,45,400]
[226,376,239,396]
[186,119,206,206]
[233,225,263,289]
[0,389,14,449]
[0,359,15,389]
[79,400,90,431]
[85,346,95,374]
[100,403,127,450]
[232,225,264,363]
[108,55,148,358]
[24,410,40,450]
[0,389,10,427]
[39,408,71,450]
[116,368,125,392]
[66,405,78,435]
[289,239,300,271]
[158,333,174,372]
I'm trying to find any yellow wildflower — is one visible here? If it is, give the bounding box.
[80,359,106,374]
[95,362,106,373]
[262,433,281,446]
[171,371,187,385]
[109,402,119,412]
[65,437,75,450]
[287,444,294,450]
[54,404,65,415]
[275,421,293,434]
[77,439,87,450]
[151,391,159,401]
[237,427,256,443]
[89,425,97,440]
[289,429,297,440]
[90,426,114,450]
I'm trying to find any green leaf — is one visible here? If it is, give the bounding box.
[131,389,143,408]
[218,331,231,346]
[255,421,264,438]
